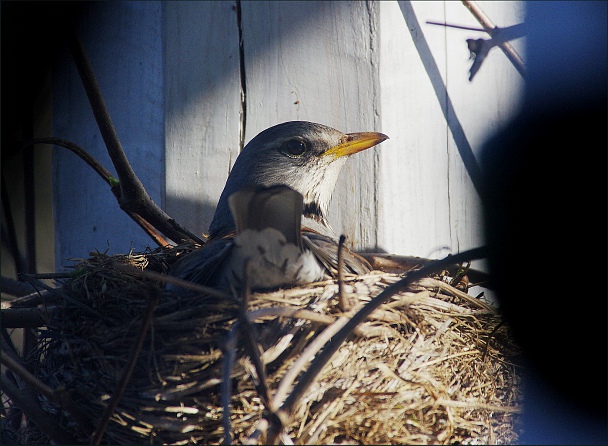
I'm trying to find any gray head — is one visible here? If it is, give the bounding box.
[208,121,388,238]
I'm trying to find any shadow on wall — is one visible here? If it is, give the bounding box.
[398,1,483,195]
[480,2,607,444]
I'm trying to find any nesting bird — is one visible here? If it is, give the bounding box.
[168,121,388,292]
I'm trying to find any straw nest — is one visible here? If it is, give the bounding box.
[13,244,522,445]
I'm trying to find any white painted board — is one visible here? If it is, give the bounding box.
[52,1,525,274]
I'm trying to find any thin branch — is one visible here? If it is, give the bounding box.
[20,272,73,280]
[1,307,50,328]
[240,290,272,409]
[482,319,507,361]
[23,137,171,247]
[426,21,525,42]
[0,276,36,297]
[90,286,159,445]
[1,328,19,358]
[1,177,27,275]
[359,252,492,287]
[337,235,349,311]
[65,28,204,246]
[65,29,144,202]
[461,0,526,78]
[272,316,351,412]
[248,307,336,327]
[2,288,54,309]
[221,322,239,445]
[426,21,485,32]
[23,137,115,186]
[1,379,79,445]
[1,354,62,414]
[1,352,94,437]
[111,261,231,299]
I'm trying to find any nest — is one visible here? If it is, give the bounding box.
[7,245,523,444]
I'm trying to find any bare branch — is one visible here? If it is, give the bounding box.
[23,137,115,185]
[111,261,231,299]
[1,352,94,437]
[337,235,349,311]
[1,379,79,445]
[1,307,50,328]
[0,276,36,297]
[221,322,239,445]
[65,28,204,246]
[461,0,526,78]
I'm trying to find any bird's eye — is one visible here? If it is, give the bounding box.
[282,139,308,157]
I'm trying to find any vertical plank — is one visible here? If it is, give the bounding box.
[377,0,524,263]
[443,1,525,255]
[53,2,164,267]
[378,1,452,258]
[164,1,241,238]
[240,1,381,250]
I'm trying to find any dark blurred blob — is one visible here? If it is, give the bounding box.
[1,2,83,158]
[481,2,607,444]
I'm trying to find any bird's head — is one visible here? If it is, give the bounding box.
[209,121,388,238]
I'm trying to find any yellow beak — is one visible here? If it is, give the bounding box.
[322,132,389,158]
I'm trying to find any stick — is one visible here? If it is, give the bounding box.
[111,261,231,299]
[337,235,349,311]
[1,379,79,445]
[461,0,526,77]
[221,322,239,445]
[1,352,93,436]
[66,29,204,246]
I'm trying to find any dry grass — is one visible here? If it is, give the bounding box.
[7,245,522,444]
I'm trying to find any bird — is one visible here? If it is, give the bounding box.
[167,121,389,293]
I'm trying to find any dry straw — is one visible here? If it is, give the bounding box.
[7,245,522,444]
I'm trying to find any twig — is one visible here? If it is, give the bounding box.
[1,177,27,276]
[221,321,239,445]
[0,275,36,297]
[66,28,204,246]
[1,329,19,358]
[337,235,349,311]
[239,273,272,408]
[1,307,50,328]
[359,252,492,288]
[426,21,485,32]
[23,137,115,185]
[1,352,94,437]
[0,379,79,445]
[272,316,351,412]
[22,277,110,322]
[248,307,336,326]
[244,418,269,445]
[277,247,488,421]
[482,318,507,361]
[23,138,172,247]
[90,286,159,445]
[111,261,231,299]
[2,288,55,309]
[461,0,526,78]
[20,272,73,280]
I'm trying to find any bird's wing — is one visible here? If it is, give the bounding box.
[302,231,372,277]
[228,185,304,246]
[166,237,234,290]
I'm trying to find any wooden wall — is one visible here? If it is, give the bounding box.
[51,1,525,270]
